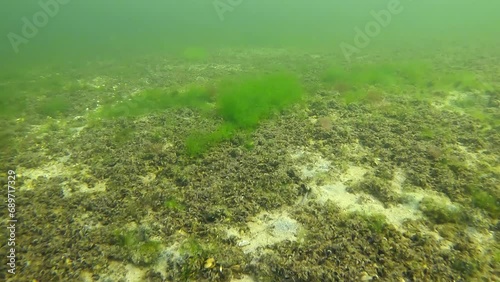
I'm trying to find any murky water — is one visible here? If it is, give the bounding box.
[1,1,499,281]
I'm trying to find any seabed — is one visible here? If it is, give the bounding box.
[1,47,499,281]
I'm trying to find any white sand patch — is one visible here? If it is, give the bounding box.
[290,148,332,179]
[186,63,242,72]
[465,227,495,255]
[425,229,454,251]
[125,264,145,282]
[67,181,106,196]
[431,90,483,110]
[300,157,330,179]
[339,165,368,183]
[226,210,300,255]
[454,144,486,169]
[98,261,146,282]
[391,168,406,190]
[79,270,93,282]
[140,172,157,185]
[231,274,257,282]
[88,76,108,89]
[289,146,498,256]
[410,223,494,254]
[19,162,68,190]
[315,180,422,228]
[291,148,426,228]
[154,241,183,278]
[430,90,460,109]
[18,161,106,196]
[70,125,86,137]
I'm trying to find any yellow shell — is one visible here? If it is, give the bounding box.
[204,258,215,269]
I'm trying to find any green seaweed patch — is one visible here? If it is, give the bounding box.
[179,237,206,257]
[418,125,452,142]
[243,139,255,150]
[216,72,304,129]
[436,70,485,92]
[0,74,70,118]
[442,155,470,175]
[36,95,72,118]
[322,62,488,104]
[112,228,163,265]
[493,248,500,265]
[419,197,466,224]
[452,257,480,278]
[185,124,236,157]
[355,212,389,234]
[470,189,500,218]
[0,85,28,118]
[339,89,367,105]
[185,73,304,157]
[322,61,430,91]
[98,86,213,118]
[465,108,497,127]
[178,237,212,280]
[419,126,436,140]
[164,197,186,211]
[114,229,136,247]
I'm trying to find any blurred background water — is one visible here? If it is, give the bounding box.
[1,0,499,70]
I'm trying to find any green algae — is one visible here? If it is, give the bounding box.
[97,86,213,118]
[112,227,163,266]
[419,197,466,224]
[185,72,304,157]
[322,61,487,105]
[216,72,304,129]
[471,189,500,217]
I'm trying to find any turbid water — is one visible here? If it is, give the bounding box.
[1,1,499,281]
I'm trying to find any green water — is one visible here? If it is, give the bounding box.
[1,1,499,281]
[1,0,499,68]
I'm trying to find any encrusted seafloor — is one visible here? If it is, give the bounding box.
[1,48,499,281]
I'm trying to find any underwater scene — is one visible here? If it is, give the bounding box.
[1,1,499,281]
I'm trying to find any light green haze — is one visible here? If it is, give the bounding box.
[1,0,499,70]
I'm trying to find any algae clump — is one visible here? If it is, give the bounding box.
[419,197,465,224]
[185,72,304,156]
[97,86,213,119]
[112,227,162,266]
[216,72,303,129]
